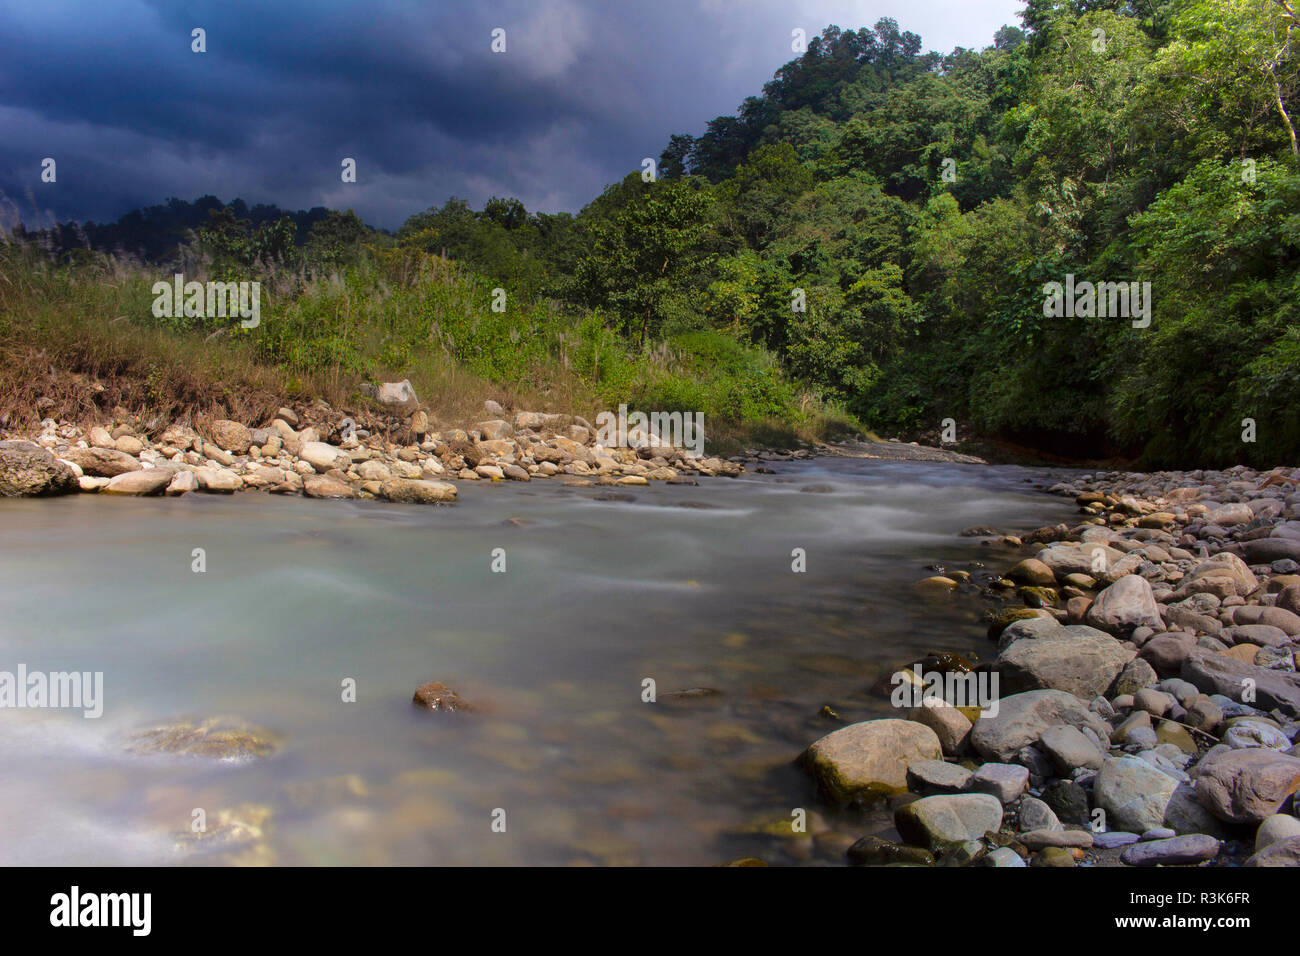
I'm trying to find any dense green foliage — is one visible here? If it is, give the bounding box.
[390,2,1300,465]
[20,1,1300,465]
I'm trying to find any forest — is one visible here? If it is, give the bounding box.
[10,0,1300,466]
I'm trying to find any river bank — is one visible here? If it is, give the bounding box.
[800,463,1300,868]
[0,397,748,504]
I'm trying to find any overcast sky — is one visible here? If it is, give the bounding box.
[0,0,1025,230]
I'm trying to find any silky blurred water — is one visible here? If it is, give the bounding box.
[0,458,1077,865]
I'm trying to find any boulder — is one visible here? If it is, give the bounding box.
[303,475,355,499]
[970,690,1112,763]
[894,793,1005,849]
[1019,829,1093,849]
[1139,633,1198,677]
[1111,657,1159,697]
[1180,648,1300,718]
[1119,834,1220,867]
[1230,604,1300,637]
[60,446,142,477]
[1231,538,1300,566]
[1255,813,1300,851]
[800,719,942,803]
[195,467,243,492]
[379,478,457,504]
[1163,782,1232,839]
[1192,748,1300,824]
[1172,553,1259,600]
[1085,575,1163,636]
[298,441,349,473]
[210,419,252,455]
[166,470,198,495]
[1007,558,1055,586]
[967,763,1030,804]
[1161,604,1223,636]
[375,379,419,409]
[1095,756,1180,833]
[905,759,972,795]
[0,440,77,496]
[475,420,513,441]
[1244,835,1300,866]
[1038,723,1105,773]
[1036,543,1125,577]
[847,835,936,866]
[1019,796,1062,832]
[907,703,973,756]
[996,625,1134,699]
[1207,503,1253,527]
[103,469,172,496]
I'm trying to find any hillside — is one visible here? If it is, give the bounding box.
[7,1,1300,467]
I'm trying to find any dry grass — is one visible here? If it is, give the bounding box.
[0,240,851,449]
[0,246,598,436]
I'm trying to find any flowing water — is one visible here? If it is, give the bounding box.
[0,458,1078,866]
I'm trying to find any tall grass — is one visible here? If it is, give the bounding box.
[0,239,855,448]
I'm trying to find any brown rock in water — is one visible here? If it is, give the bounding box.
[800,718,942,804]
[303,474,355,499]
[413,681,473,713]
[1007,558,1055,587]
[126,717,277,760]
[380,478,457,504]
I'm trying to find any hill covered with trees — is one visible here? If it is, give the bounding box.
[11,0,1300,467]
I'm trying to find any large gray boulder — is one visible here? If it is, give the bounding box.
[1245,836,1300,867]
[103,469,172,496]
[1095,756,1180,833]
[996,624,1134,699]
[1230,538,1300,565]
[894,793,1005,849]
[298,441,350,473]
[1192,748,1300,825]
[1180,648,1300,719]
[0,440,77,496]
[1036,543,1125,577]
[1171,553,1259,601]
[1085,575,1163,636]
[970,690,1112,762]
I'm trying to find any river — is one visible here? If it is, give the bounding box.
[0,457,1078,865]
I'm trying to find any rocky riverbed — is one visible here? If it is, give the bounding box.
[793,464,1300,868]
[0,397,747,505]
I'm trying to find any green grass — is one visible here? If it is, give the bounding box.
[0,240,857,450]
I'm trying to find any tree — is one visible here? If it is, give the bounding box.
[570,177,716,347]
[1151,0,1299,159]
[305,210,368,268]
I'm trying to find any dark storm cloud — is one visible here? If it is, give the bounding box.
[0,0,1023,231]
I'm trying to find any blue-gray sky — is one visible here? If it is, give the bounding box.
[0,0,1025,230]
